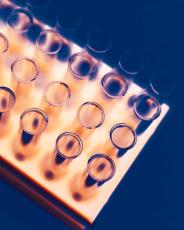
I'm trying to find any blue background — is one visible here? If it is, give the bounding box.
[0,0,183,229]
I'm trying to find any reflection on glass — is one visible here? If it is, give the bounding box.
[7,8,33,33]
[11,56,39,101]
[0,32,9,54]
[149,71,175,97]
[110,123,136,157]
[101,72,128,99]
[77,102,105,129]
[133,94,161,121]
[0,86,16,136]
[13,108,48,160]
[44,132,83,180]
[71,153,115,201]
[36,29,62,55]
[86,30,112,56]
[118,50,144,78]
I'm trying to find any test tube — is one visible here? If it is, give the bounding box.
[149,71,175,99]
[86,30,112,59]
[101,72,128,99]
[110,123,137,157]
[14,108,48,160]
[56,8,81,61]
[77,101,105,129]
[35,29,63,74]
[132,94,161,134]
[63,101,104,141]
[86,153,115,184]
[68,53,96,80]
[36,29,62,55]
[118,50,144,79]
[41,81,71,130]
[65,52,96,98]
[56,8,81,39]
[84,30,112,77]
[44,132,83,180]
[71,154,116,201]
[7,8,33,54]
[7,8,33,33]
[133,94,161,121]
[11,56,39,108]
[63,30,111,102]
[0,86,16,136]
[91,72,128,113]
[0,32,9,83]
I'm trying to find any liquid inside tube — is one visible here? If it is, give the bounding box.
[14,108,48,160]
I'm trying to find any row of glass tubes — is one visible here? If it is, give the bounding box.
[0,5,162,194]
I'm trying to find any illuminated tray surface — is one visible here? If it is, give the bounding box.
[0,4,169,224]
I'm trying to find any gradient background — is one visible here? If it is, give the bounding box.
[0,0,183,229]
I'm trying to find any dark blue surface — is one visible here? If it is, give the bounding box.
[0,0,183,229]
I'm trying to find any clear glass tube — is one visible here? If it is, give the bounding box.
[64,52,97,97]
[110,123,136,150]
[43,81,71,108]
[56,8,81,38]
[149,71,175,97]
[85,30,112,76]
[71,154,115,201]
[77,101,105,129]
[11,56,39,98]
[7,8,33,33]
[14,108,48,160]
[86,30,112,56]
[90,71,128,114]
[55,132,83,159]
[118,50,144,78]
[133,94,161,121]
[41,81,71,129]
[43,132,83,180]
[20,108,48,140]
[56,9,81,61]
[101,72,128,99]
[87,153,116,183]
[63,30,111,101]
[0,86,16,136]
[35,29,63,75]
[36,29,62,55]
[68,52,96,80]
